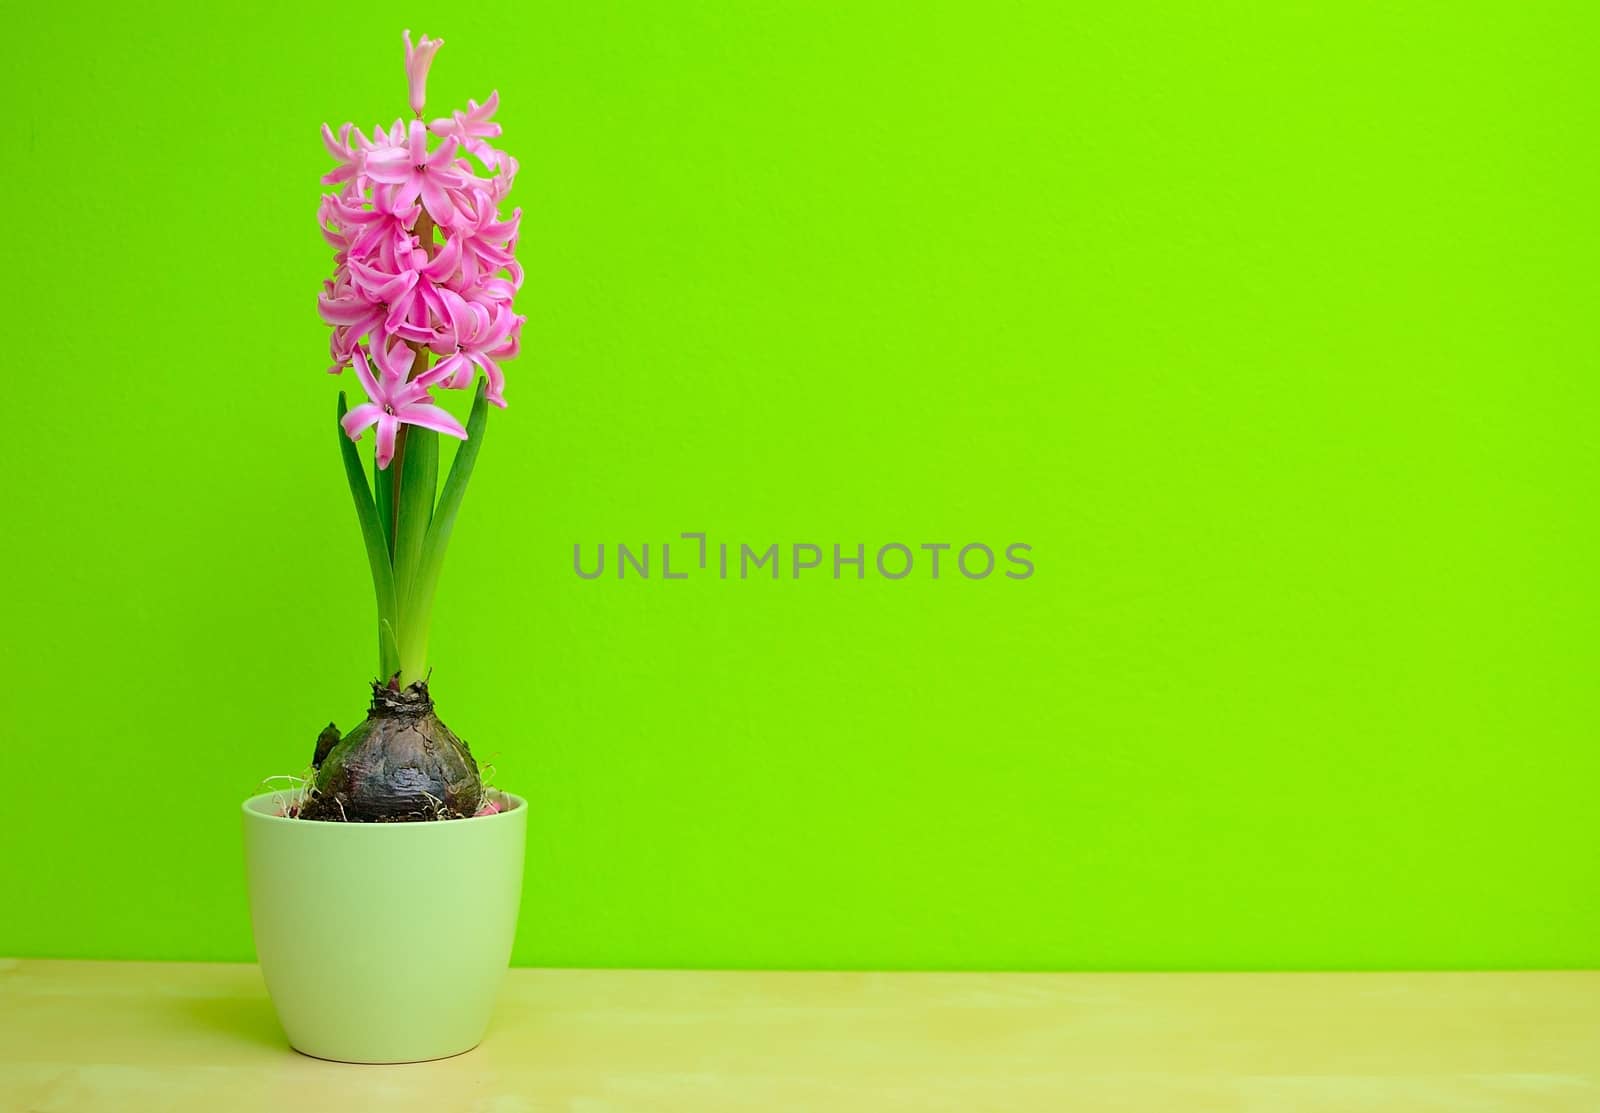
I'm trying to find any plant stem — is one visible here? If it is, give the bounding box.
[388,209,438,687]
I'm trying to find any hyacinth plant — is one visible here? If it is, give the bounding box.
[300,31,523,822]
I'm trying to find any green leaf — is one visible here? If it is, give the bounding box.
[376,437,396,559]
[397,380,490,681]
[379,617,401,679]
[336,393,400,680]
[392,426,439,620]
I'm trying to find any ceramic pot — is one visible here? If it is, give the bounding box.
[241,790,527,1062]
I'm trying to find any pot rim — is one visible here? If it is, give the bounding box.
[242,789,526,827]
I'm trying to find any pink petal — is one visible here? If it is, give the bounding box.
[321,122,353,161]
[375,415,399,470]
[350,347,383,402]
[492,321,522,360]
[341,402,382,439]
[390,178,423,210]
[473,352,508,407]
[437,287,468,333]
[317,292,373,327]
[426,133,461,170]
[403,33,443,118]
[421,234,463,279]
[477,276,516,303]
[420,175,458,227]
[481,305,517,349]
[391,315,439,346]
[373,337,416,384]
[419,351,468,388]
[463,298,494,343]
[393,379,437,407]
[485,208,521,243]
[379,271,419,305]
[395,402,468,439]
[384,294,418,338]
[361,149,413,183]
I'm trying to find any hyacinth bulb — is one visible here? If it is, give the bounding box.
[301,681,482,822]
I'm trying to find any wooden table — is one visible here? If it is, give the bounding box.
[1,959,1594,1111]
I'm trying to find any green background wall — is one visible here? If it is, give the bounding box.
[3,2,1595,970]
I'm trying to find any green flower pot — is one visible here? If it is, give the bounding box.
[241,791,527,1062]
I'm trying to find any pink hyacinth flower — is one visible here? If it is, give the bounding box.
[320,123,366,187]
[402,30,444,118]
[429,91,502,166]
[488,152,520,203]
[449,204,520,288]
[327,185,421,265]
[364,120,467,227]
[422,288,523,407]
[342,340,468,469]
[318,269,400,366]
[386,234,467,342]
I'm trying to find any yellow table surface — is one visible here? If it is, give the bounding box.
[1,959,1594,1112]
